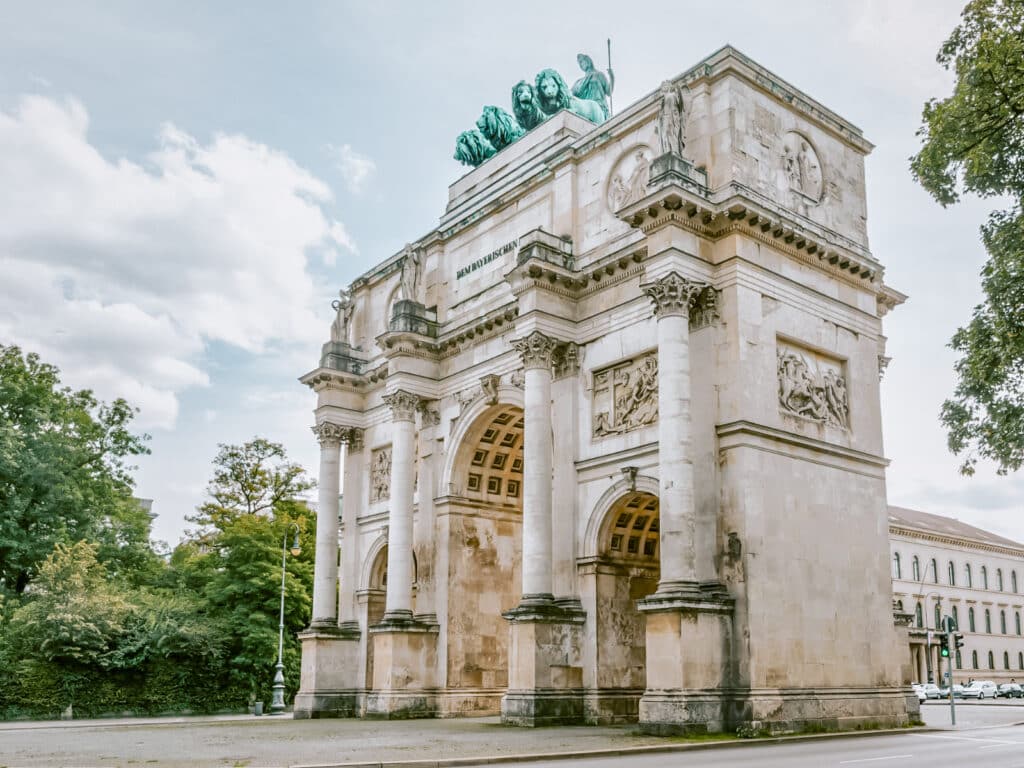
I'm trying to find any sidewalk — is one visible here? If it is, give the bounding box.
[0,705,1019,768]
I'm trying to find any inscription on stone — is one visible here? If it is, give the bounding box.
[777,342,848,429]
[592,352,659,437]
[370,446,392,502]
[456,240,517,280]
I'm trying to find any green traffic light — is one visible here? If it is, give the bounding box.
[941,647,950,657]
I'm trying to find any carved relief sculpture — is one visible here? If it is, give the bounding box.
[480,374,501,405]
[512,330,560,370]
[370,446,392,502]
[782,132,823,202]
[592,352,659,437]
[657,80,685,157]
[607,146,652,211]
[777,342,848,428]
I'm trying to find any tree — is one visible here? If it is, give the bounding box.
[910,0,1024,475]
[0,345,151,594]
[177,438,316,703]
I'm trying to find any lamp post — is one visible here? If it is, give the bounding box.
[269,523,301,715]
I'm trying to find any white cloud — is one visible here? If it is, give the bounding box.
[0,95,354,429]
[330,143,376,194]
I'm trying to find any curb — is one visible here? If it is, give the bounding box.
[291,726,942,768]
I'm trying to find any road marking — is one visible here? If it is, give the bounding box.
[980,741,1024,749]
[915,733,1019,745]
[839,756,913,764]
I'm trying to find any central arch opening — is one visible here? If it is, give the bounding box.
[441,403,524,715]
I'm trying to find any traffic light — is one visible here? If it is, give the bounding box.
[939,634,950,658]
[953,632,965,650]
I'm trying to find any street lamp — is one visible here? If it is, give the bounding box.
[269,522,301,715]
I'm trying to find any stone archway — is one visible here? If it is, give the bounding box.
[586,490,660,723]
[437,403,525,715]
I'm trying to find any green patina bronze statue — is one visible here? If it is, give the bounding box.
[477,105,525,151]
[453,53,611,168]
[454,128,496,167]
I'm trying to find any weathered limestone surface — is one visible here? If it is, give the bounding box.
[298,45,910,733]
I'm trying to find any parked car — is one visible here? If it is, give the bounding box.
[921,683,942,699]
[996,683,1023,699]
[912,684,927,703]
[961,681,998,699]
[937,684,964,699]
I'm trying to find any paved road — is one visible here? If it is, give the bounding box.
[0,701,1019,768]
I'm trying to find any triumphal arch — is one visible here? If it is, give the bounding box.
[294,46,915,733]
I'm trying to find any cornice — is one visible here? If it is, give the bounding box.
[889,526,1024,560]
[716,420,888,469]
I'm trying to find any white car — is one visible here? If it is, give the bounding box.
[921,683,942,699]
[961,680,998,699]
[911,684,927,703]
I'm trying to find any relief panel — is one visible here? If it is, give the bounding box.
[370,446,392,502]
[592,352,659,438]
[777,341,848,429]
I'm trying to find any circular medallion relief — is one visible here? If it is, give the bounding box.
[607,145,653,212]
[781,132,822,203]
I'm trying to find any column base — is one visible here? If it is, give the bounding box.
[293,625,362,719]
[725,687,917,736]
[637,585,734,734]
[364,618,439,720]
[501,597,587,727]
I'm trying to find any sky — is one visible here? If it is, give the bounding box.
[1,0,1021,548]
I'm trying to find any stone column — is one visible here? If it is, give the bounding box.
[511,331,559,604]
[338,429,364,630]
[382,390,419,623]
[311,422,346,626]
[641,272,708,595]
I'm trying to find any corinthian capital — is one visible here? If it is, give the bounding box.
[312,422,348,447]
[511,330,560,370]
[642,272,709,318]
[383,389,421,422]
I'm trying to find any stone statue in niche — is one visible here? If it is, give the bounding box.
[593,352,659,437]
[657,80,686,157]
[370,446,392,503]
[330,288,354,344]
[607,147,652,211]
[777,344,848,428]
[400,245,422,303]
[781,132,822,202]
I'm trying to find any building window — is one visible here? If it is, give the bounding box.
[1013,570,1018,593]
[955,650,962,669]
[934,603,942,630]
[1019,652,1023,670]
[931,558,939,584]
[1001,610,1007,634]
[969,607,976,632]
[948,561,956,585]
[981,566,988,590]
[997,568,1004,591]
[1016,612,1021,636]
[988,651,995,669]
[985,609,992,634]
[915,602,924,628]
[1004,651,1011,670]
[972,650,979,669]
[912,556,920,581]
[952,605,959,630]
[893,552,901,579]
[965,563,973,588]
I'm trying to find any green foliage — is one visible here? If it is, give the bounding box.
[910,0,1024,474]
[0,344,151,594]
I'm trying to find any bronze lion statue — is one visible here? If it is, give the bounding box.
[476,105,525,151]
[453,128,496,168]
[534,68,605,124]
[511,80,546,131]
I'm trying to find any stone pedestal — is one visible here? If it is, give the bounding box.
[364,619,439,719]
[292,625,362,719]
[637,588,734,735]
[501,604,586,726]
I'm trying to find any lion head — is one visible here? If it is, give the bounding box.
[511,80,545,131]
[453,128,496,168]
[535,68,571,115]
[476,106,525,151]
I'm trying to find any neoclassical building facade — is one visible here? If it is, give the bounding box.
[890,506,1024,686]
[294,46,915,733]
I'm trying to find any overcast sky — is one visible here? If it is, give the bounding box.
[1,0,1021,548]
